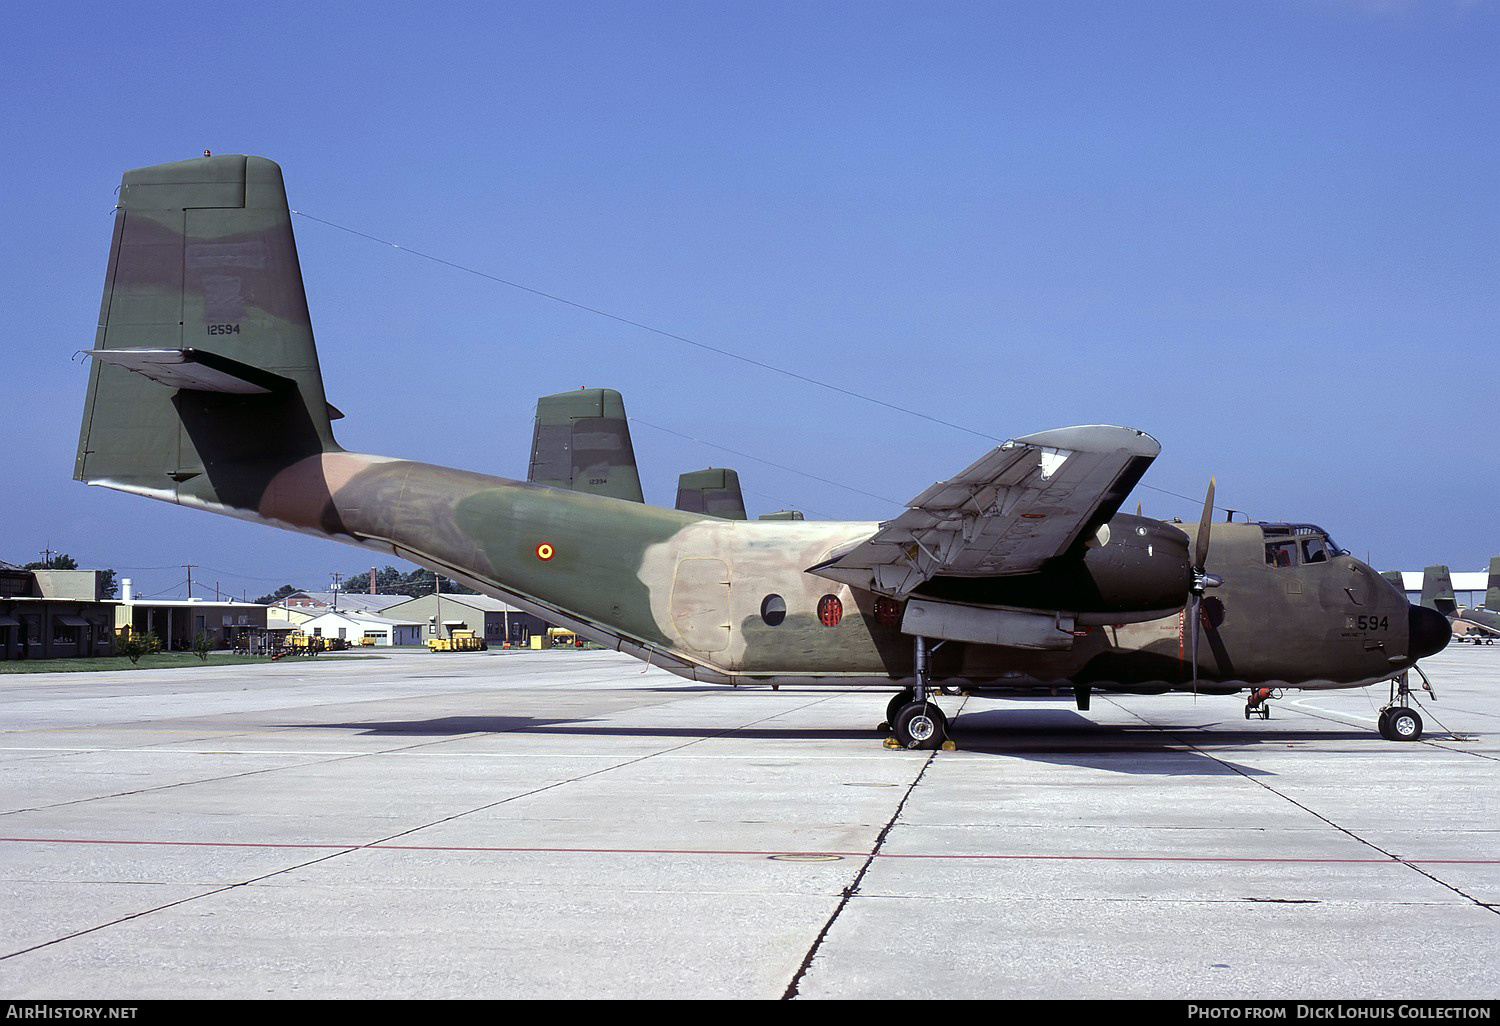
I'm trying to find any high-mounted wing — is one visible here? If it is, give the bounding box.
[809,425,1159,597]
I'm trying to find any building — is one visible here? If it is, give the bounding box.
[114,598,268,651]
[0,561,117,661]
[1396,571,1489,609]
[299,609,423,647]
[383,593,548,647]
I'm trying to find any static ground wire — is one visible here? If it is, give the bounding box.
[291,209,1230,518]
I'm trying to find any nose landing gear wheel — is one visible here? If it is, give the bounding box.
[892,702,948,750]
[1379,707,1423,741]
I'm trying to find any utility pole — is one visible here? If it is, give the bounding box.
[182,563,196,599]
[331,572,342,612]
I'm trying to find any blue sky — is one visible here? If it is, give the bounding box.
[3,1,1496,600]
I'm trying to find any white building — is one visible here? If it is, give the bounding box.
[300,610,423,647]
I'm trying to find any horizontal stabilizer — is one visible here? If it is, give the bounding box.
[87,347,292,395]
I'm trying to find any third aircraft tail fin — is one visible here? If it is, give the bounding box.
[1420,565,1457,616]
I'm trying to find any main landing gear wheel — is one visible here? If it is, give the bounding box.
[893,701,948,750]
[881,690,916,730]
[1379,707,1424,742]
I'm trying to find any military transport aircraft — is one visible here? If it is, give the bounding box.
[74,155,1452,748]
[1414,561,1500,644]
[1457,558,1500,643]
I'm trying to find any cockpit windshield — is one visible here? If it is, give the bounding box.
[1261,524,1345,568]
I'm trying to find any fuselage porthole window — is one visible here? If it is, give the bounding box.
[761,594,787,627]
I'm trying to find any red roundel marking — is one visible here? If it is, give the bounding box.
[536,543,555,561]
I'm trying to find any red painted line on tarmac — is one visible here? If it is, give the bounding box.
[2,836,1496,865]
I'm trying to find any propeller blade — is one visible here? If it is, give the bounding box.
[1189,593,1201,697]
[1194,477,1216,572]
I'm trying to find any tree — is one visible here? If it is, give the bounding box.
[24,554,79,570]
[338,564,475,596]
[121,629,162,664]
[255,584,302,605]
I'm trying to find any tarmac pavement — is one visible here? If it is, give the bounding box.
[0,644,1496,1000]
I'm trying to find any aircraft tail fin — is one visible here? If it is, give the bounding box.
[1487,556,1500,611]
[675,468,747,520]
[75,154,341,510]
[527,389,644,503]
[1420,565,1457,616]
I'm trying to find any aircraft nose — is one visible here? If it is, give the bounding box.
[1408,604,1451,660]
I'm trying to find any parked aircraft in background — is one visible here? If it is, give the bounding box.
[1409,563,1499,644]
[1459,558,1500,643]
[74,155,1451,748]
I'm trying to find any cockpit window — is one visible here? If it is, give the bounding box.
[1260,523,1345,568]
[1266,541,1298,568]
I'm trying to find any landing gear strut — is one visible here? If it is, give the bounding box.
[1378,672,1425,741]
[886,636,950,750]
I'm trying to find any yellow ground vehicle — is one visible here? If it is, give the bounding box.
[428,629,487,652]
[546,628,582,648]
[281,631,347,655]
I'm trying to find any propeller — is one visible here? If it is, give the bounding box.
[1187,478,1224,694]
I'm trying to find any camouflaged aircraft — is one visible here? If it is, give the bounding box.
[75,154,1452,748]
[1413,560,1500,645]
[1461,557,1500,643]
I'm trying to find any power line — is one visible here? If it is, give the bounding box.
[292,209,1227,516]
[292,209,999,443]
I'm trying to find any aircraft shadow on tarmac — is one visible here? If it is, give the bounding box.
[302,704,1401,775]
[312,716,878,742]
[949,705,1382,746]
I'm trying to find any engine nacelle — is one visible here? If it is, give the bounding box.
[905,513,1193,632]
